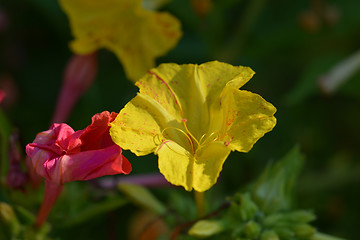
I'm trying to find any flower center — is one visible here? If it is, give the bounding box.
[155,118,221,156]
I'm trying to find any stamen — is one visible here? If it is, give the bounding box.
[182,121,200,148]
[153,134,163,146]
[198,134,207,145]
[160,126,196,153]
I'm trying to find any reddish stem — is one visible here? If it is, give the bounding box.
[35,180,64,228]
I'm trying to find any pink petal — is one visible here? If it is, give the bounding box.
[46,145,131,184]
[79,111,118,151]
[28,123,75,155]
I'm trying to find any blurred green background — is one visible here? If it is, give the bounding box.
[1,0,359,239]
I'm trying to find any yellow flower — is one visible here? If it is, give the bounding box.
[110,61,277,192]
[59,0,182,81]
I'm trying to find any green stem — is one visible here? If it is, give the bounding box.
[194,191,206,217]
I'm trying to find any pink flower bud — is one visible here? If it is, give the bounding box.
[52,53,98,123]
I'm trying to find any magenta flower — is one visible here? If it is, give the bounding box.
[26,111,131,227]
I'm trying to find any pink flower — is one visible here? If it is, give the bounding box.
[26,111,131,227]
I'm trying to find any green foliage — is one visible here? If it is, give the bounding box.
[188,220,224,238]
[0,202,51,240]
[251,145,304,214]
[118,183,167,215]
[183,146,344,240]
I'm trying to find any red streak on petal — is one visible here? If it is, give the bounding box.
[147,70,184,117]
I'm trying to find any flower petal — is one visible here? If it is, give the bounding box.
[59,0,182,81]
[44,145,131,184]
[197,61,255,105]
[157,140,230,192]
[157,140,194,191]
[221,88,277,152]
[139,61,255,139]
[110,93,185,156]
[78,111,117,150]
[26,123,76,177]
[136,64,206,144]
[192,141,231,192]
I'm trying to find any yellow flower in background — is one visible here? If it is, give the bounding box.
[59,0,182,81]
[110,61,277,192]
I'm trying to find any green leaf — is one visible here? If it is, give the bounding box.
[230,192,259,222]
[60,195,128,228]
[283,210,316,223]
[251,145,305,214]
[118,183,166,215]
[14,205,36,225]
[310,233,347,240]
[292,223,316,239]
[243,220,261,239]
[260,230,279,240]
[0,202,20,237]
[263,210,316,228]
[188,220,224,238]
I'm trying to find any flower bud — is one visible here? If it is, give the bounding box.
[285,210,316,223]
[230,193,259,222]
[261,230,279,240]
[243,221,261,239]
[52,53,98,123]
[292,224,316,238]
[274,227,295,239]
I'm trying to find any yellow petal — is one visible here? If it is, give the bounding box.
[157,140,230,192]
[157,141,193,191]
[144,63,209,139]
[110,93,185,156]
[139,61,254,140]
[221,88,277,152]
[59,0,182,81]
[197,61,255,106]
[196,61,255,134]
[193,141,231,192]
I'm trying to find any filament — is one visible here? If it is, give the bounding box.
[160,126,196,153]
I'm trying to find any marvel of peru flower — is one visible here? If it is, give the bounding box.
[110,61,277,192]
[58,0,182,81]
[26,111,131,227]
